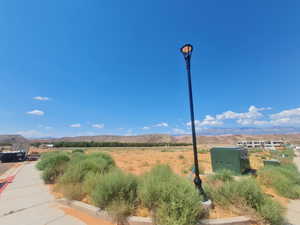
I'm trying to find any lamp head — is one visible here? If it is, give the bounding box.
[180,44,193,59]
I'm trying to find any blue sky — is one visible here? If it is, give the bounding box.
[1,0,300,138]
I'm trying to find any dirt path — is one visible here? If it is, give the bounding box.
[0,162,15,176]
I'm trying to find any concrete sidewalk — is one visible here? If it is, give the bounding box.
[0,162,85,225]
[286,151,300,225]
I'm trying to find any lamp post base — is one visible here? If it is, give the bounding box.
[201,199,213,210]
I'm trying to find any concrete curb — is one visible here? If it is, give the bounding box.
[57,198,252,225]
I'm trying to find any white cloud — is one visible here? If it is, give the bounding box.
[154,122,168,127]
[187,115,223,129]
[70,123,81,128]
[142,122,168,130]
[216,106,271,121]
[27,110,44,116]
[92,124,104,129]
[270,107,300,120]
[186,105,272,128]
[268,108,300,126]
[33,96,50,101]
[172,128,187,134]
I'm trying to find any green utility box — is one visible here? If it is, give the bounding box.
[263,159,280,167]
[210,147,251,174]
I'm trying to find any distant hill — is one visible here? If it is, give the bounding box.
[32,134,176,144]
[0,135,28,144]
[175,134,300,145]
[31,133,300,145]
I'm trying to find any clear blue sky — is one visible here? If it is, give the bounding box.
[1,0,300,138]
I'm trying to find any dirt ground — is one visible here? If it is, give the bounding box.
[61,206,114,225]
[0,162,15,176]
[107,150,212,176]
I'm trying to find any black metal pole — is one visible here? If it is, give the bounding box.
[184,54,208,201]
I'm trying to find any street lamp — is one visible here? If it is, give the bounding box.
[180,44,208,201]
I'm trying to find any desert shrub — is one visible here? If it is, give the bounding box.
[87,152,115,166]
[107,200,134,225]
[138,165,204,225]
[36,151,70,171]
[178,155,185,159]
[206,178,264,209]
[257,197,285,225]
[91,169,138,209]
[138,165,174,209]
[209,169,234,182]
[258,164,300,199]
[82,171,102,195]
[58,183,85,200]
[37,152,70,183]
[59,152,115,184]
[204,177,285,225]
[72,149,85,154]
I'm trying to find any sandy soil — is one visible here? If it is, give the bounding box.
[0,163,15,176]
[107,150,212,176]
[61,206,114,225]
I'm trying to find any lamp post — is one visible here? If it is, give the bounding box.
[180,44,208,201]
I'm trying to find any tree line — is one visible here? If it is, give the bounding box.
[32,142,191,148]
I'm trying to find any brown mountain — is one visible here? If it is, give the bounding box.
[0,135,28,144]
[32,134,176,143]
[31,133,300,145]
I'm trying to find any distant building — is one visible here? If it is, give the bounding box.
[237,140,284,150]
[40,144,54,149]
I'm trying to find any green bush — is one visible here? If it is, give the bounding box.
[138,165,204,225]
[83,171,102,195]
[138,165,174,209]
[209,169,234,182]
[58,183,85,200]
[204,177,285,225]
[72,149,85,154]
[59,152,115,184]
[37,152,70,183]
[107,200,134,225]
[257,197,285,225]
[91,169,138,209]
[258,164,300,199]
[36,151,70,171]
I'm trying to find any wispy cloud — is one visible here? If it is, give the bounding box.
[33,96,50,101]
[70,123,81,128]
[142,122,169,130]
[92,124,104,129]
[187,105,272,128]
[154,122,168,127]
[27,110,44,116]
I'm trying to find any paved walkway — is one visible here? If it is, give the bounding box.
[0,162,85,225]
[286,151,300,225]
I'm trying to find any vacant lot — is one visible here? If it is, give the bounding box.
[32,146,212,176]
[31,146,270,176]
